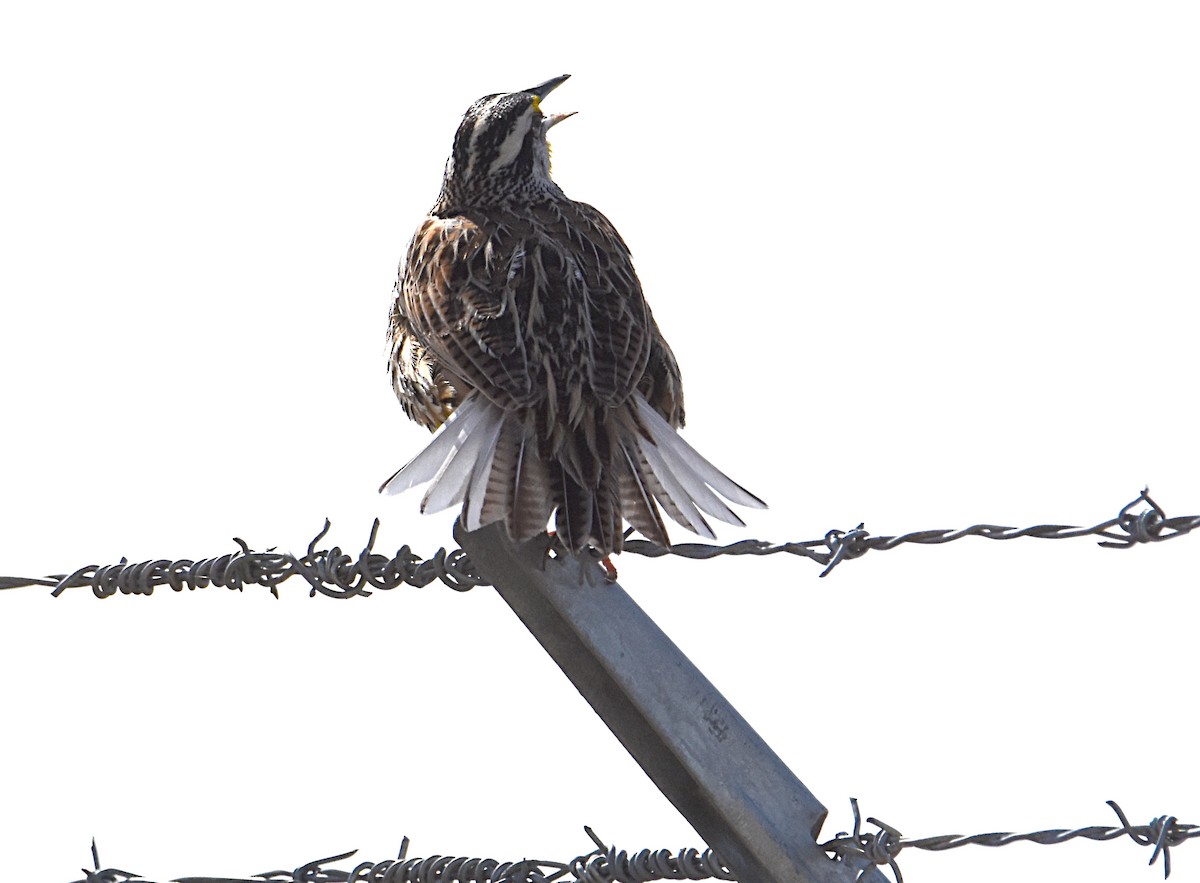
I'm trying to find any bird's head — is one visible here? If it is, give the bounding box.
[436,74,575,209]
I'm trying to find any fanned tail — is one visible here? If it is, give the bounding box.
[380,393,766,556]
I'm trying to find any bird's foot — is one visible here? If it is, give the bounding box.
[547,531,618,583]
[599,555,618,583]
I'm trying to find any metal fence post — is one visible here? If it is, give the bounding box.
[455,522,887,883]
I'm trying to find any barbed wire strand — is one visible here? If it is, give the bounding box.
[68,831,720,883]
[2,488,1194,599]
[623,487,1199,577]
[571,826,736,882]
[822,798,1200,882]
[67,802,1198,883]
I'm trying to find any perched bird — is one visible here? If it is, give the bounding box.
[381,74,765,558]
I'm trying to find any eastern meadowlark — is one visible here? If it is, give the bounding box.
[381,75,765,557]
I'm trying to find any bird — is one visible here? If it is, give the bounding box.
[381,74,765,561]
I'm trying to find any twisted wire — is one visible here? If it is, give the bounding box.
[822,799,1200,882]
[623,487,1199,576]
[569,827,736,882]
[246,845,571,883]
[3,489,1194,598]
[3,520,488,599]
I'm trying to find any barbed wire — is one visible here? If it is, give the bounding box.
[569,827,736,882]
[67,802,1198,883]
[822,799,1200,882]
[66,830,732,883]
[0,519,488,599]
[623,487,1199,576]
[19,496,1193,883]
[2,489,1194,599]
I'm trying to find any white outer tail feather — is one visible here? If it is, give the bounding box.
[380,392,766,543]
[632,397,766,512]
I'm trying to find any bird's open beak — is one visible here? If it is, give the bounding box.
[527,74,576,129]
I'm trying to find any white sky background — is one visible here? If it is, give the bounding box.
[1,2,1197,881]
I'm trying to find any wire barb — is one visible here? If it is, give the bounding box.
[65,839,140,883]
[1107,799,1189,879]
[822,798,905,882]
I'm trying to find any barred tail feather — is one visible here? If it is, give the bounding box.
[629,395,767,530]
[505,432,555,540]
[638,435,731,531]
[618,445,675,546]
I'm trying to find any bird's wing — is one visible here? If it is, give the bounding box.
[639,320,686,428]
[387,284,459,432]
[559,202,686,428]
[521,201,654,410]
[401,213,539,411]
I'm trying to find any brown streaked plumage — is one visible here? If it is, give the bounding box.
[382,75,764,556]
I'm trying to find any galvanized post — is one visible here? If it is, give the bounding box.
[455,522,887,883]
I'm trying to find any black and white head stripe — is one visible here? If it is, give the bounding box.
[456,93,538,178]
[437,76,571,207]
